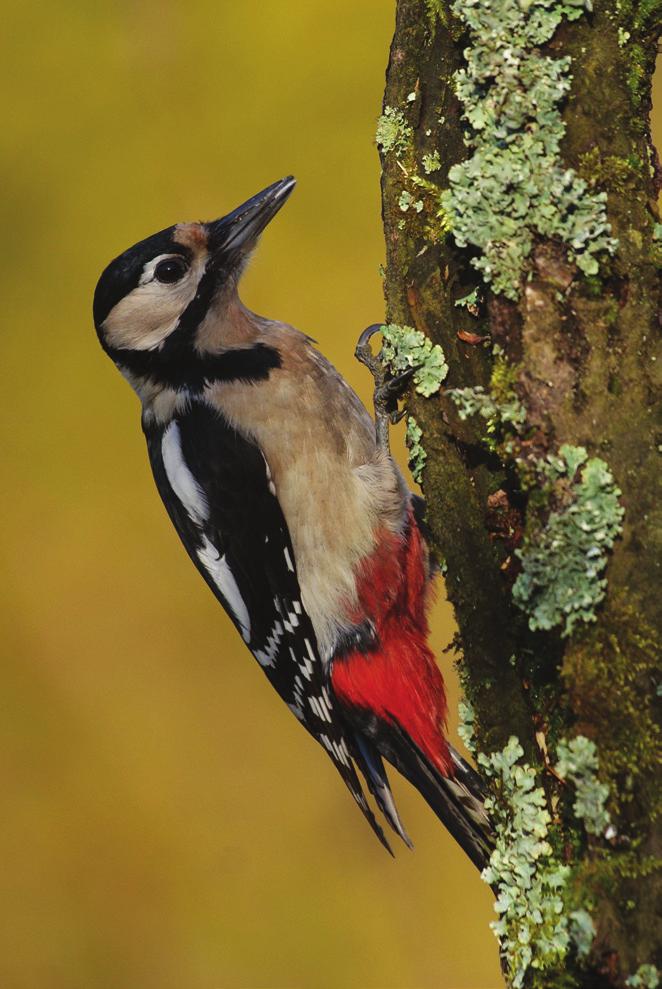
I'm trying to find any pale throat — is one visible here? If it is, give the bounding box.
[194,294,263,355]
[123,369,190,425]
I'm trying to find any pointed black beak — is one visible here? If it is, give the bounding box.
[207,176,296,261]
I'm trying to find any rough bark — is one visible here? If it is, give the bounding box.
[377,2,661,986]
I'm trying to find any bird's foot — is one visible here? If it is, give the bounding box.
[355,324,419,454]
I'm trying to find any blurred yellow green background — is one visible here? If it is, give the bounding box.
[1,4,658,988]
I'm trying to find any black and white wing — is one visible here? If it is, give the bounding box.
[143,400,389,848]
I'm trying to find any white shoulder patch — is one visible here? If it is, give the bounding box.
[162,422,251,643]
[197,535,251,643]
[161,422,209,525]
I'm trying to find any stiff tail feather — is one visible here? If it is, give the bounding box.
[377,721,493,871]
[353,733,414,848]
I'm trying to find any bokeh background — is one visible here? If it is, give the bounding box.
[1,4,658,988]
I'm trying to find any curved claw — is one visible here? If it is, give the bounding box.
[355,323,385,360]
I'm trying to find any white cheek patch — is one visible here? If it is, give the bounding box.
[102,255,207,352]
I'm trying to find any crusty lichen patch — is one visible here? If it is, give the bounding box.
[442,0,617,298]
[447,384,526,441]
[376,93,454,245]
[458,697,477,754]
[475,734,615,986]
[375,106,412,156]
[377,325,448,485]
[555,736,611,836]
[512,445,624,636]
[479,737,571,987]
[380,323,448,396]
[406,417,427,484]
[626,963,660,988]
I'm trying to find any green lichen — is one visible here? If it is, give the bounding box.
[455,287,480,309]
[479,737,571,987]
[399,189,424,213]
[398,169,454,241]
[447,385,527,433]
[362,324,448,487]
[555,736,611,836]
[422,150,442,174]
[458,698,477,754]
[512,445,624,637]
[448,386,498,420]
[446,348,527,455]
[442,0,617,299]
[568,908,596,960]
[476,732,650,984]
[376,106,412,157]
[406,417,426,484]
[626,964,660,988]
[380,323,449,397]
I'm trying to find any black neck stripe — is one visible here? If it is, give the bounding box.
[111,341,282,391]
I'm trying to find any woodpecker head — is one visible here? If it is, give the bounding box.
[93,176,296,391]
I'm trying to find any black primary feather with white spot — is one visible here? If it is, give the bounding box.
[143,399,390,849]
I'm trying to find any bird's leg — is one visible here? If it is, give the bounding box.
[355,324,418,455]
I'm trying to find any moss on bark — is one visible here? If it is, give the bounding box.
[377,1,661,985]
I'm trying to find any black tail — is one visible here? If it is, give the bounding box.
[374,721,493,871]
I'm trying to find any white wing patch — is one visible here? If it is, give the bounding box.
[197,535,252,642]
[161,422,251,642]
[161,422,208,525]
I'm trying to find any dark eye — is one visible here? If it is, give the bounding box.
[154,257,189,283]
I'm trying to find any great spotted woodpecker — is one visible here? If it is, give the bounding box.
[93,177,492,868]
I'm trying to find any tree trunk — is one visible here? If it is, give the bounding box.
[376,1,661,986]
